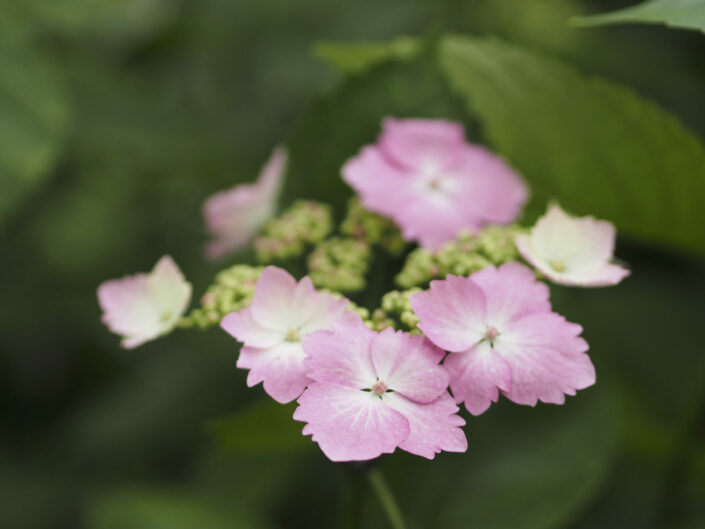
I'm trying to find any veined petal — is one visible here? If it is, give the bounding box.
[220,308,286,348]
[237,342,309,404]
[411,275,486,353]
[370,328,448,403]
[497,312,595,407]
[443,341,512,416]
[250,266,297,329]
[294,382,409,462]
[470,263,550,326]
[384,392,467,459]
[301,322,376,389]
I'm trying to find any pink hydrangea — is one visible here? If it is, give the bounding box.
[410,262,595,415]
[220,266,359,404]
[97,255,192,349]
[203,146,287,260]
[342,118,528,248]
[293,322,467,461]
[516,204,630,287]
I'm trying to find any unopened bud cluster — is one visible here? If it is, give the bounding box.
[179,265,264,329]
[396,225,524,288]
[308,238,371,292]
[254,201,333,262]
[341,198,405,254]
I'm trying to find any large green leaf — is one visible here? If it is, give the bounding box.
[0,30,69,227]
[571,0,705,33]
[440,35,705,255]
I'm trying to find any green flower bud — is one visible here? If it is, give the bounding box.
[308,237,371,292]
[254,200,333,262]
[340,198,405,254]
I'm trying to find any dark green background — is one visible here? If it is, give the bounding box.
[1,1,704,528]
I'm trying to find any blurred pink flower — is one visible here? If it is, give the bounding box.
[293,322,467,461]
[343,118,527,248]
[221,266,359,403]
[97,255,192,349]
[410,262,595,415]
[516,204,630,287]
[203,146,287,260]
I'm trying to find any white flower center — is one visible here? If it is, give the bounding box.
[286,328,301,342]
[550,260,566,273]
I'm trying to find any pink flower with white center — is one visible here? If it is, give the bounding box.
[293,322,467,461]
[203,146,287,260]
[516,204,630,287]
[342,118,528,249]
[97,256,192,349]
[410,262,595,416]
[220,266,360,404]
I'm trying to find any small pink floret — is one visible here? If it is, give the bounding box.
[203,146,287,260]
[293,322,467,461]
[410,262,596,415]
[516,204,630,287]
[342,118,528,248]
[97,255,192,349]
[220,266,360,404]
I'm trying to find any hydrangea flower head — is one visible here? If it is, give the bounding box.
[343,118,528,248]
[410,262,595,415]
[204,146,287,260]
[221,266,359,403]
[515,204,630,287]
[97,256,192,349]
[294,322,467,461]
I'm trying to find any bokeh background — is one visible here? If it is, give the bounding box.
[1,0,704,528]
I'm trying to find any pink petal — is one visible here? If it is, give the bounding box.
[410,275,487,353]
[370,328,448,403]
[450,144,528,224]
[256,145,287,196]
[301,322,377,389]
[237,343,310,404]
[250,266,298,329]
[470,263,550,326]
[443,341,512,416]
[384,391,467,459]
[299,291,360,335]
[220,308,286,348]
[379,117,465,172]
[496,312,595,407]
[342,145,410,218]
[294,382,410,462]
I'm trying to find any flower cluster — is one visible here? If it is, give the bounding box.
[97,117,630,463]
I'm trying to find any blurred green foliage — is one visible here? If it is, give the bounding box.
[0,0,704,528]
[573,0,705,33]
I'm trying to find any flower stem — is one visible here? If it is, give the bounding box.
[367,468,407,529]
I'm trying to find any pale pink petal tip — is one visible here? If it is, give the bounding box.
[221,266,360,404]
[516,204,630,287]
[295,323,466,461]
[97,255,192,349]
[412,262,596,415]
[203,146,287,260]
[343,117,527,248]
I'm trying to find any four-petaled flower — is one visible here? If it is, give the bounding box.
[203,146,287,260]
[221,266,360,403]
[410,262,596,415]
[97,255,192,349]
[343,118,528,248]
[516,204,630,287]
[294,321,467,461]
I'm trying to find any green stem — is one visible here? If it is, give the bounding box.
[367,468,407,529]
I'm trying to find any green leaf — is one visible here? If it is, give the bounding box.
[440,35,705,255]
[0,30,69,227]
[571,0,705,33]
[314,37,420,76]
[208,399,311,453]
